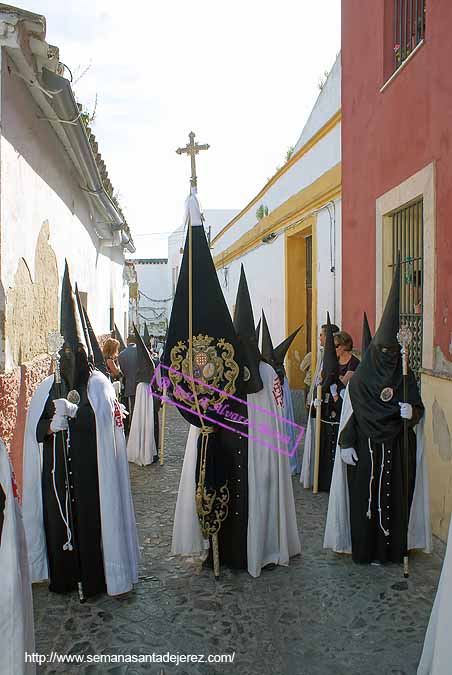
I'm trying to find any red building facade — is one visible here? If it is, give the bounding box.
[341,0,452,540]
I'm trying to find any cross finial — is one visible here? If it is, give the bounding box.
[176,131,210,190]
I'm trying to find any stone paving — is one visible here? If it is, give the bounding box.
[33,405,445,675]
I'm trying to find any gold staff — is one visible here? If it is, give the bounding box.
[177,133,224,578]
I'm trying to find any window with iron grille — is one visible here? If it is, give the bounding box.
[393,0,426,71]
[391,199,423,383]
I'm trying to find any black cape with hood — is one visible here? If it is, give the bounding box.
[37,262,105,597]
[339,261,424,563]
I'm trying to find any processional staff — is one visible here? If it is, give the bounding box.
[312,380,323,495]
[175,132,225,578]
[397,324,413,579]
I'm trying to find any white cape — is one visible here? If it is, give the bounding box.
[324,386,432,554]
[171,363,301,576]
[22,371,140,596]
[247,362,301,577]
[171,424,208,555]
[127,382,156,466]
[0,440,35,675]
[418,517,452,675]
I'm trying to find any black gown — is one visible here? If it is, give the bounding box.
[339,374,423,564]
[216,418,249,569]
[316,389,343,493]
[315,355,360,493]
[37,384,106,597]
[197,398,249,571]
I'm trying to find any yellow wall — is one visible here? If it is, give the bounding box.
[421,370,452,541]
[285,219,314,388]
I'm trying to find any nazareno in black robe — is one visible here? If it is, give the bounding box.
[339,368,423,564]
[37,381,106,597]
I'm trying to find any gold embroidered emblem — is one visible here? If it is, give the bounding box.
[170,334,239,410]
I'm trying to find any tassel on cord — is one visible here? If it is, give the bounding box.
[51,432,73,551]
[378,443,390,537]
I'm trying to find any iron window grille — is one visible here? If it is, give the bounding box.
[390,199,424,385]
[393,0,426,71]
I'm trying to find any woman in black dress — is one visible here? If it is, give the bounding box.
[316,331,360,492]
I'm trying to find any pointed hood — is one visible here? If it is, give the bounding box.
[348,258,422,444]
[162,192,243,427]
[74,284,93,363]
[321,313,339,389]
[255,317,261,347]
[233,265,263,394]
[133,323,155,384]
[143,323,151,349]
[59,262,89,390]
[361,311,372,356]
[261,311,301,383]
[114,324,126,352]
[60,262,85,351]
[81,304,108,376]
[373,257,401,350]
[274,325,302,370]
[260,310,276,366]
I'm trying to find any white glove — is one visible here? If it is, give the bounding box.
[313,398,322,408]
[341,447,358,466]
[53,398,78,419]
[399,402,413,420]
[119,403,129,418]
[330,383,338,397]
[50,414,69,433]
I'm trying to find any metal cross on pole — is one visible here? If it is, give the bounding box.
[176,131,210,190]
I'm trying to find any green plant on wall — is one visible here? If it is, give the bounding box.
[256,204,269,220]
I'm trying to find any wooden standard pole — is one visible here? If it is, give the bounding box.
[312,384,323,494]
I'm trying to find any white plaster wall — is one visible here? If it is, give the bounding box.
[315,198,342,333]
[217,235,286,345]
[135,262,171,334]
[294,53,341,152]
[0,52,128,368]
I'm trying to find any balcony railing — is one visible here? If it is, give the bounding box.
[393,0,426,71]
